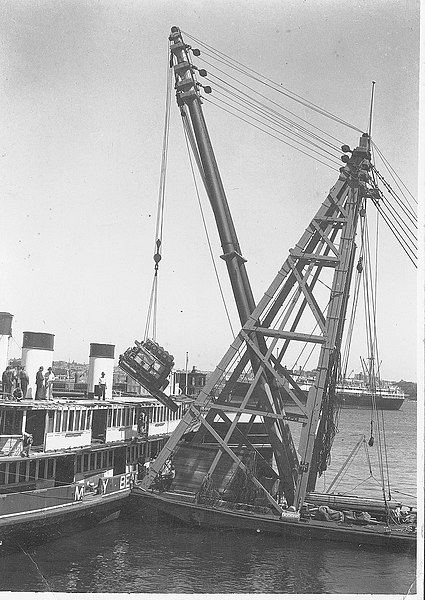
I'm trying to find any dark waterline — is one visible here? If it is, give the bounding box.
[0,403,418,594]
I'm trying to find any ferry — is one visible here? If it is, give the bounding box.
[0,393,191,554]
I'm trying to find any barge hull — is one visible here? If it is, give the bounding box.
[132,489,415,553]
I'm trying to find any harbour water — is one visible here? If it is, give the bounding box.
[0,402,418,594]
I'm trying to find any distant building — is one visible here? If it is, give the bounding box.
[173,366,207,397]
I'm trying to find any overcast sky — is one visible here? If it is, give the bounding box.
[0,0,419,381]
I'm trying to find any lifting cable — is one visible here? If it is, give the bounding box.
[180,112,236,340]
[341,255,363,380]
[359,213,392,502]
[144,51,173,341]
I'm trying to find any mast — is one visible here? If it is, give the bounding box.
[169,26,299,503]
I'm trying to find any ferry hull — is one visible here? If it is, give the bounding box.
[132,489,416,553]
[0,488,131,555]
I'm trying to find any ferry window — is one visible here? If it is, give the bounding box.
[68,411,74,431]
[101,451,106,468]
[47,458,54,479]
[107,409,112,427]
[80,410,86,430]
[87,411,92,429]
[118,408,123,426]
[4,410,23,435]
[108,450,113,466]
[61,411,68,432]
[18,461,27,482]
[55,412,62,432]
[8,462,16,483]
[47,411,55,433]
[39,459,46,480]
[76,455,82,473]
[83,453,89,472]
[95,452,101,469]
[29,460,36,482]
[75,410,81,431]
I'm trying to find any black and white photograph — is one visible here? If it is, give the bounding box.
[0,0,422,597]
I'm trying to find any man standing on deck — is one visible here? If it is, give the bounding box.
[35,366,44,399]
[45,366,55,400]
[2,366,13,397]
[98,372,106,401]
[18,366,29,399]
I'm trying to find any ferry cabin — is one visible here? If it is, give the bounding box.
[0,398,190,494]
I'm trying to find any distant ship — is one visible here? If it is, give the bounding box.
[172,368,407,411]
[296,376,406,410]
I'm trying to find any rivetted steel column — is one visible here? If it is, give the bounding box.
[21,331,55,399]
[170,27,255,325]
[87,343,115,400]
[0,312,13,374]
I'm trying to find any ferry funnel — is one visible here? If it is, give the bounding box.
[21,331,55,399]
[87,343,114,400]
[0,312,13,374]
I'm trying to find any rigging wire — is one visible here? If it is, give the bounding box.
[200,60,344,152]
[183,30,364,133]
[372,142,417,207]
[369,198,417,267]
[208,79,342,160]
[372,167,417,229]
[203,96,340,171]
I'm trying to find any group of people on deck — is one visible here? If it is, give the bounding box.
[1,364,55,401]
[1,365,29,401]
[35,366,55,400]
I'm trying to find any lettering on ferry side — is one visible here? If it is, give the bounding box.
[101,478,109,495]
[74,484,84,501]
[119,473,132,490]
